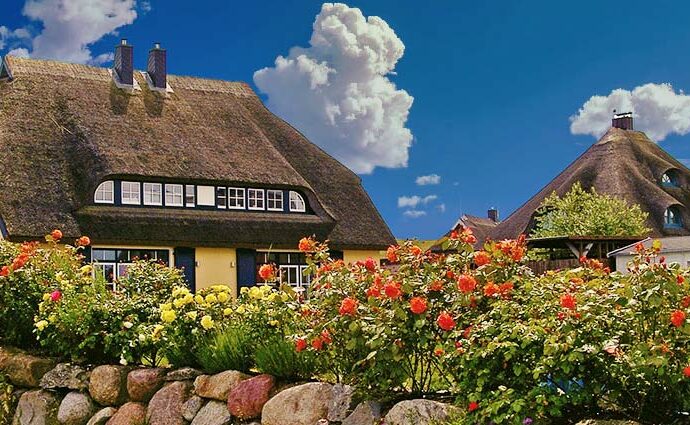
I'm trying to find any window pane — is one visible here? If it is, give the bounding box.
[248,189,264,210]
[143,183,162,205]
[217,187,227,209]
[156,250,170,265]
[92,249,116,261]
[197,186,215,206]
[267,190,283,211]
[289,191,306,212]
[121,182,141,205]
[228,188,245,209]
[165,184,183,206]
[95,181,114,204]
[185,185,195,207]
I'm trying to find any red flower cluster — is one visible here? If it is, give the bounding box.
[386,246,399,263]
[409,297,427,314]
[77,236,91,247]
[410,245,423,256]
[474,250,491,267]
[560,293,577,310]
[258,264,276,282]
[684,366,690,378]
[457,274,477,294]
[384,281,402,299]
[437,311,455,331]
[428,280,444,291]
[483,282,499,297]
[671,310,686,328]
[295,338,308,352]
[682,296,690,309]
[12,253,29,271]
[298,237,315,252]
[364,257,377,272]
[50,229,63,241]
[496,235,526,262]
[678,274,685,285]
[449,226,477,245]
[468,401,479,412]
[339,297,358,316]
[0,266,9,277]
[50,290,62,302]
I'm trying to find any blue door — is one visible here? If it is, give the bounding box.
[174,247,196,292]
[237,249,257,290]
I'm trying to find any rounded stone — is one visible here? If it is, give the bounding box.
[57,392,96,425]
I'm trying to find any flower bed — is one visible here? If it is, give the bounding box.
[1,231,689,424]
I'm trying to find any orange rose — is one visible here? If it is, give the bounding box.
[409,297,427,314]
[50,229,63,241]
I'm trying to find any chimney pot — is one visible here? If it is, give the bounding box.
[114,39,133,86]
[612,111,634,130]
[488,208,499,223]
[147,42,167,90]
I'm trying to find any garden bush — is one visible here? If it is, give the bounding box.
[195,324,254,373]
[254,335,320,381]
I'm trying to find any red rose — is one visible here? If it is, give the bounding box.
[463,325,472,339]
[339,297,358,316]
[671,310,686,328]
[560,293,577,310]
[634,242,645,253]
[429,280,444,291]
[77,236,91,247]
[311,337,323,351]
[0,266,9,277]
[445,270,455,280]
[474,251,491,267]
[678,275,685,285]
[50,229,63,241]
[682,296,690,309]
[366,284,381,298]
[295,338,307,352]
[499,282,514,296]
[50,290,62,302]
[364,257,377,271]
[457,274,477,294]
[321,329,332,344]
[433,347,444,357]
[468,401,479,412]
[557,311,566,321]
[411,246,422,256]
[483,282,499,297]
[684,366,690,378]
[449,230,459,240]
[12,254,29,271]
[384,282,402,299]
[437,312,455,331]
[298,237,313,252]
[409,297,427,314]
[258,264,276,281]
[386,246,398,263]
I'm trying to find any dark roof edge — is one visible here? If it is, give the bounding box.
[0,215,8,239]
[607,237,651,257]
[0,56,13,81]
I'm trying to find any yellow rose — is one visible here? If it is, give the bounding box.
[35,320,49,331]
[194,295,204,304]
[260,285,272,294]
[269,320,279,327]
[200,315,214,330]
[161,310,177,323]
[205,294,218,304]
[280,293,290,302]
[249,287,262,300]
[240,287,249,295]
[235,305,246,315]
[186,311,198,321]
[80,264,93,275]
[223,308,233,316]
[217,292,229,303]
[123,321,133,329]
[268,293,278,302]
[160,303,173,311]
[42,293,50,302]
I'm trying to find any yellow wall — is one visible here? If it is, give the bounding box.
[343,249,383,265]
[194,247,237,296]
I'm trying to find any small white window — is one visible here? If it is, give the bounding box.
[228,188,245,209]
[94,181,114,204]
[185,185,195,207]
[267,190,284,211]
[248,189,265,210]
[143,183,162,206]
[289,191,306,212]
[197,186,215,206]
[217,187,227,209]
[121,181,141,205]
[165,184,183,207]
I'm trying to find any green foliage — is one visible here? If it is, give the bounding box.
[0,374,14,425]
[195,324,254,374]
[531,182,650,237]
[254,336,319,381]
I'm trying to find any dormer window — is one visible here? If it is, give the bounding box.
[143,183,162,206]
[661,170,680,187]
[267,190,284,211]
[289,191,306,212]
[121,182,141,205]
[94,181,114,204]
[664,206,683,228]
[248,189,265,210]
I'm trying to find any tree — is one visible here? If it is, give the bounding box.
[531,182,650,237]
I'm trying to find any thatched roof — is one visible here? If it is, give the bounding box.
[0,55,395,249]
[483,127,690,242]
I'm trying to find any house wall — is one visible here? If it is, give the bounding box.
[343,250,383,265]
[194,247,237,295]
[615,252,690,274]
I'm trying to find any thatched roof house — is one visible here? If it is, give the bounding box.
[448,114,690,247]
[0,41,394,292]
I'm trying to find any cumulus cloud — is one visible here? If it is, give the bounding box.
[254,3,414,174]
[416,174,441,186]
[436,203,446,213]
[0,26,30,50]
[8,48,30,58]
[1,0,141,65]
[570,83,690,141]
[398,195,437,209]
[403,210,426,218]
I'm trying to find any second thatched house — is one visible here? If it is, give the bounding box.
[0,40,395,294]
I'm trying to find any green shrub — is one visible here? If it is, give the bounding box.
[0,374,15,425]
[254,336,319,381]
[195,324,254,373]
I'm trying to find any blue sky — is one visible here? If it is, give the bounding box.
[3,1,690,240]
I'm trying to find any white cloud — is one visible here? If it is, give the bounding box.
[416,174,441,186]
[1,0,140,65]
[570,83,690,141]
[8,48,30,58]
[0,26,30,50]
[436,203,446,213]
[254,3,414,174]
[403,210,426,218]
[398,195,437,208]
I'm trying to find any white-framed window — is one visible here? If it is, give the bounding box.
[289,191,306,212]
[217,187,227,209]
[92,248,170,291]
[267,190,284,211]
[228,187,245,209]
[185,185,195,207]
[94,181,114,204]
[197,186,215,206]
[143,183,162,206]
[248,189,265,210]
[121,181,141,205]
[165,184,183,207]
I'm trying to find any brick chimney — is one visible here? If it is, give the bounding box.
[612,111,633,130]
[113,39,133,86]
[147,42,167,90]
[488,207,499,223]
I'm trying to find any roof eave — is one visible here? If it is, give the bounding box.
[0,56,13,81]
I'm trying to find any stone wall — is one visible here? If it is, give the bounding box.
[0,346,460,425]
